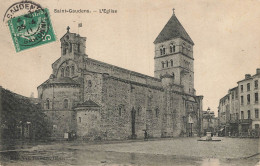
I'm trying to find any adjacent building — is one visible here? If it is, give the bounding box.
[218,94,231,136]
[218,69,260,136]
[238,71,260,135]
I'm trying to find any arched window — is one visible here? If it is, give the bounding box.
[64,99,69,109]
[71,66,75,76]
[78,44,80,53]
[162,62,165,68]
[160,46,166,55]
[69,43,72,52]
[170,60,173,66]
[172,72,175,79]
[166,61,169,67]
[65,66,70,77]
[46,99,50,109]
[155,108,159,118]
[63,42,69,55]
[170,44,175,53]
[63,48,66,55]
[61,68,64,77]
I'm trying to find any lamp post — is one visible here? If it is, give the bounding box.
[206,107,212,140]
[207,107,211,132]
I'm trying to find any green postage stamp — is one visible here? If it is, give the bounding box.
[8,8,55,52]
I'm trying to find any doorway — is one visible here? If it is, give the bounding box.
[131,108,136,139]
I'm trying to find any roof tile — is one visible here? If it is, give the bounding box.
[154,13,194,45]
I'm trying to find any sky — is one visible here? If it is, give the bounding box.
[0,0,260,116]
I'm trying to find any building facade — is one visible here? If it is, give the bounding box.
[37,10,204,140]
[218,69,260,137]
[238,71,260,135]
[218,94,230,136]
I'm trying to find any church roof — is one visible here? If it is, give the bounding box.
[76,99,100,108]
[42,77,79,85]
[154,12,194,45]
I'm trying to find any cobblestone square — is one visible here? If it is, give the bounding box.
[0,137,259,166]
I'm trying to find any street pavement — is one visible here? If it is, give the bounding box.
[0,137,259,166]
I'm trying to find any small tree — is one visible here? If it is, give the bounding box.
[1,88,51,140]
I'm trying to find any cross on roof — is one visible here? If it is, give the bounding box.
[67,26,70,32]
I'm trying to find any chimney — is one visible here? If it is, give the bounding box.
[245,74,251,79]
[257,68,260,74]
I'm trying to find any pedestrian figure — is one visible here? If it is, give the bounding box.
[144,130,148,141]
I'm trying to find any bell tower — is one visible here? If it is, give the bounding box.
[60,26,87,59]
[154,9,195,95]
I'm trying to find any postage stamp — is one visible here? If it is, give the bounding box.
[8,8,56,52]
[3,1,43,24]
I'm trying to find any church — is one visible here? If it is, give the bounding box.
[37,9,204,140]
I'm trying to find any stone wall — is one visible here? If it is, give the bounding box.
[39,85,81,110]
[100,75,164,140]
[76,108,101,140]
[83,72,103,104]
[44,110,76,139]
[38,85,81,139]
[184,99,199,136]
[162,90,182,137]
